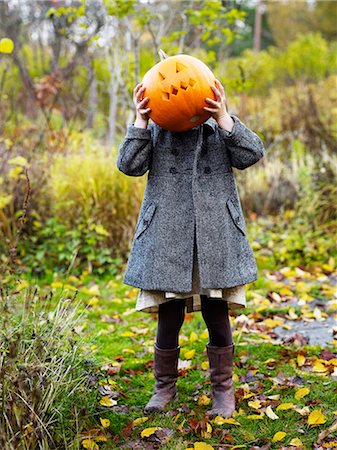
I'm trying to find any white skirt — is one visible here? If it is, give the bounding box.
[135,230,246,314]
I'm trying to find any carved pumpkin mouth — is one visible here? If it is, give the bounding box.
[142,54,216,132]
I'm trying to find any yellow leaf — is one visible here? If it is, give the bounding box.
[132,417,148,427]
[8,166,23,179]
[99,418,110,428]
[81,439,99,450]
[308,409,327,426]
[141,427,160,438]
[8,156,29,167]
[289,437,304,447]
[183,349,196,359]
[0,37,14,54]
[95,435,107,442]
[121,331,135,337]
[201,429,212,439]
[0,188,13,209]
[295,387,310,400]
[177,419,186,431]
[122,348,135,354]
[264,358,277,364]
[312,361,328,373]
[93,223,110,236]
[279,287,294,296]
[265,405,279,420]
[198,393,211,406]
[261,318,283,329]
[201,361,209,370]
[276,403,294,410]
[280,267,296,277]
[248,400,261,409]
[194,442,215,450]
[213,416,241,426]
[328,256,335,269]
[246,414,264,420]
[243,392,256,399]
[99,396,117,407]
[16,281,29,290]
[200,330,209,339]
[297,354,306,366]
[272,431,287,442]
[189,331,198,342]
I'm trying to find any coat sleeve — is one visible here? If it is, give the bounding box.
[218,115,266,170]
[116,122,154,177]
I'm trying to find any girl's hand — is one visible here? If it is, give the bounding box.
[203,79,229,122]
[133,83,151,127]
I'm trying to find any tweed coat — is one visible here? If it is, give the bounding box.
[116,114,265,292]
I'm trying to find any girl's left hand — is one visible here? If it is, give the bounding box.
[204,79,228,122]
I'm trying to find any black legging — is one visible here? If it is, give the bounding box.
[156,295,233,349]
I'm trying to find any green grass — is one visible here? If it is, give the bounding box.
[39,274,335,450]
[2,215,337,449]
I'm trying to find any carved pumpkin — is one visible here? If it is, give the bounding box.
[142,54,216,132]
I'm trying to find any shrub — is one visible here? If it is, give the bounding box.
[0,282,96,449]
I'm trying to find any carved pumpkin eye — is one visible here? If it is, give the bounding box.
[142,54,216,132]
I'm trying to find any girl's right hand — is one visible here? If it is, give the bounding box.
[133,83,151,125]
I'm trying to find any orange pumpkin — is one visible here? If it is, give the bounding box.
[142,54,216,132]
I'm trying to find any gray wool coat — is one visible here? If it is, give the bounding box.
[116,114,265,292]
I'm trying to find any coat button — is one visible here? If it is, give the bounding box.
[170,166,178,174]
[204,166,212,174]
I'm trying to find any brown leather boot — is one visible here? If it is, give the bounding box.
[144,343,180,413]
[206,342,235,418]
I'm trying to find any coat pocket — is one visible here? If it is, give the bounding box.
[226,197,246,236]
[135,202,157,239]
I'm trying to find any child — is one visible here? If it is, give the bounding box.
[116,77,265,418]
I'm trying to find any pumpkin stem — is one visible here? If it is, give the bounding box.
[158,49,169,61]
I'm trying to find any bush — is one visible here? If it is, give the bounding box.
[0,282,96,449]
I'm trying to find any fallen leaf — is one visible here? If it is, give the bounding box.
[212,416,241,426]
[276,403,294,410]
[308,409,327,426]
[133,417,149,427]
[99,418,110,428]
[289,437,304,447]
[140,427,160,438]
[295,387,310,400]
[272,431,286,442]
[194,442,215,450]
[99,396,117,407]
[265,405,279,420]
[81,439,99,450]
[198,394,211,406]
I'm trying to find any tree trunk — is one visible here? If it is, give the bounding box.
[87,60,97,129]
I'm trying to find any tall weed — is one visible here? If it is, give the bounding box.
[0,282,95,449]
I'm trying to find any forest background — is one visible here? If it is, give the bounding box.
[0,0,336,277]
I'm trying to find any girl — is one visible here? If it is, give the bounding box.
[117,74,265,418]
